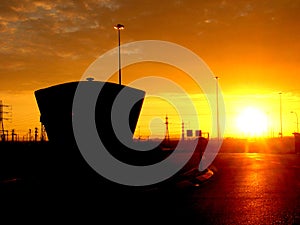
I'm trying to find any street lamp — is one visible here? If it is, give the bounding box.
[114,24,124,85]
[279,92,283,138]
[291,111,299,133]
[215,76,220,140]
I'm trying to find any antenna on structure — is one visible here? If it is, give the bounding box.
[86,77,94,82]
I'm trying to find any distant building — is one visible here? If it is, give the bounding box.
[186,129,193,137]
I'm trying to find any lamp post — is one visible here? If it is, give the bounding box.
[215,76,220,140]
[279,92,283,138]
[114,24,124,85]
[291,111,299,133]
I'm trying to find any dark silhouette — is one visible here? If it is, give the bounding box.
[33,80,208,190]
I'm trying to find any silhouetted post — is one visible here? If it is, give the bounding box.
[29,128,32,141]
[114,24,124,85]
[11,129,15,142]
[181,121,185,141]
[35,127,38,142]
[279,92,283,138]
[215,76,220,140]
[165,114,170,144]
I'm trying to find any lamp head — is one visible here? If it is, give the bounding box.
[114,24,124,30]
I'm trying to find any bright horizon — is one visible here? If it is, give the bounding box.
[0,90,298,140]
[1,68,299,140]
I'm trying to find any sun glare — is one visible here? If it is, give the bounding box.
[236,107,268,137]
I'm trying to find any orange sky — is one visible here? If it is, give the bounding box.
[0,0,300,139]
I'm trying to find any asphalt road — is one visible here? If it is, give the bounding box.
[186,153,300,224]
[114,153,300,224]
[2,153,300,224]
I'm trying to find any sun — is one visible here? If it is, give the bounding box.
[236,107,268,137]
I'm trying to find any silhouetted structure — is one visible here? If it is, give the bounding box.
[0,100,11,141]
[34,79,208,187]
[35,80,144,157]
[165,114,170,144]
[11,129,16,142]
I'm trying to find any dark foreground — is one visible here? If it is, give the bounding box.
[1,143,300,224]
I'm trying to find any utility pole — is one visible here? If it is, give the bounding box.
[215,76,220,140]
[29,129,32,142]
[181,121,185,141]
[165,114,170,144]
[11,129,15,142]
[279,92,283,138]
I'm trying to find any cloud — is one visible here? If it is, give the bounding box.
[0,0,120,33]
[0,0,299,88]
[98,0,120,11]
[0,0,122,60]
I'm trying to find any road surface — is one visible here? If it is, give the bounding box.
[117,153,300,224]
[186,153,300,224]
[2,153,300,224]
